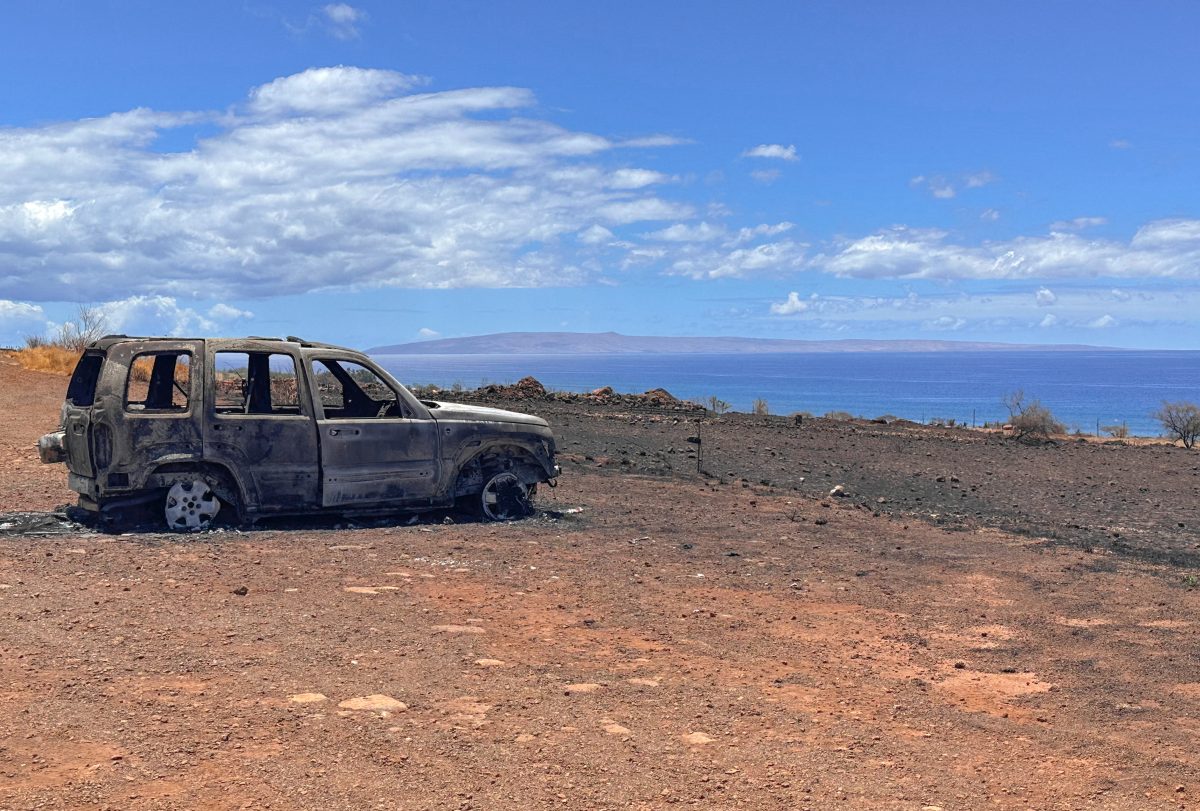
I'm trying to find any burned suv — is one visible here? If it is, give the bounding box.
[38,336,558,530]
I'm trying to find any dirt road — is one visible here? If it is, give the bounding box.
[2,359,1198,809]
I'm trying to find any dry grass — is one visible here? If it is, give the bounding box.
[12,345,80,375]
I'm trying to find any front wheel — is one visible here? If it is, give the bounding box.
[164,478,221,531]
[479,471,533,521]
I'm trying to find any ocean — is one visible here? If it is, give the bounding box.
[371,350,1200,437]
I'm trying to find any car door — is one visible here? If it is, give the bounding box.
[204,343,321,512]
[307,354,441,508]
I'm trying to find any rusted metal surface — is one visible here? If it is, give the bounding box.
[40,336,558,524]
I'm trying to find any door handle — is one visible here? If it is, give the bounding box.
[329,428,341,436]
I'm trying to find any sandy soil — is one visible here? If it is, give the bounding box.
[2,358,1199,810]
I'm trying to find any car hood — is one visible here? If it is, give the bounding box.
[427,401,549,428]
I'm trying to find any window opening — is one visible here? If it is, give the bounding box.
[311,359,408,419]
[125,353,191,412]
[67,352,104,407]
[214,352,301,415]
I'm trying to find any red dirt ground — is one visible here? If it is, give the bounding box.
[2,356,1199,810]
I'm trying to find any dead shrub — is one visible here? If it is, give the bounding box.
[13,305,108,376]
[1003,389,1064,441]
[1154,401,1200,449]
[13,345,80,375]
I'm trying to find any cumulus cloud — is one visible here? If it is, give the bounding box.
[770,291,810,315]
[1089,314,1117,328]
[0,300,48,332]
[322,3,366,39]
[1039,313,1059,328]
[208,303,254,320]
[1035,287,1057,306]
[577,225,614,245]
[742,144,797,161]
[99,296,217,336]
[417,327,440,338]
[247,67,422,116]
[0,67,710,302]
[810,221,1200,280]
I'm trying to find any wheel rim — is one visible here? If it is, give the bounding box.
[480,472,531,521]
[164,479,220,531]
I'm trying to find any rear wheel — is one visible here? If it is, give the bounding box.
[164,478,221,531]
[479,471,533,521]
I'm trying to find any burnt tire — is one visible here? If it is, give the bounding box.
[478,471,533,521]
[164,478,221,531]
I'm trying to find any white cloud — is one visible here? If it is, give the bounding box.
[770,291,810,315]
[1035,287,1057,306]
[578,225,614,245]
[99,296,217,336]
[810,220,1200,281]
[0,299,49,342]
[924,315,966,331]
[247,67,421,116]
[981,208,1001,222]
[1109,139,1133,150]
[608,168,670,189]
[322,3,366,39]
[964,171,997,189]
[1050,216,1107,232]
[750,169,781,184]
[667,237,807,280]
[0,67,703,301]
[742,144,797,161]
[753,285,1198,335]
[644,222,724,242]
[911,170,997,199]
[417,327,440,338]
[910,175,956,199]
[208,303,254,320]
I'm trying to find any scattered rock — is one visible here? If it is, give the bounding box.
[565,683,602,694]
[474,658,505,667]
[603,722,632,736]
[338,694,408,712]
[432,624,486,634]
[289,692,328,704]
[830,485,848,497]
[231,585,249,596]
[682,731,715,745]
[628,678,660,687]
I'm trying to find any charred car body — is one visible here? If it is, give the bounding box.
[38,336,558,529]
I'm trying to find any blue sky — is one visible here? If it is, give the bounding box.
[1,1,1198,349]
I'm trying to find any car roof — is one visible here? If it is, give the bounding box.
[86,335,361,353]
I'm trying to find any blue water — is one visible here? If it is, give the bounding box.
[372,351,1200,437]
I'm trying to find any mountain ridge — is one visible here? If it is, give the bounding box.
[368,331,1116,355]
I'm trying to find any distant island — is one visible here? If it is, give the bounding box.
[369,331,1112,355]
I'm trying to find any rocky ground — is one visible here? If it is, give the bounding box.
[2,356,1199,810]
